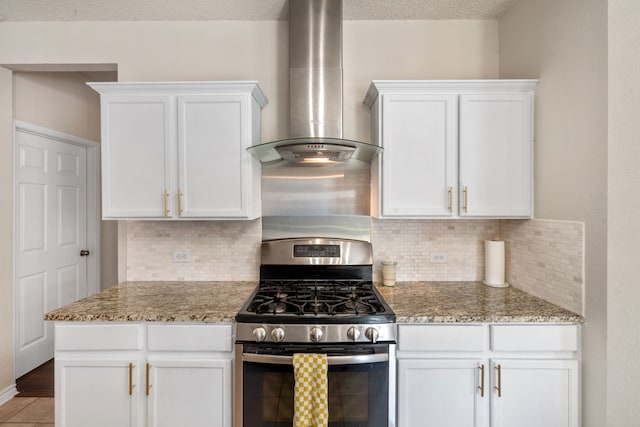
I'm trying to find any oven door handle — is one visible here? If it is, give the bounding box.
[243,352,388,366]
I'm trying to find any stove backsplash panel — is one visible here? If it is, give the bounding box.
[124,218,584,314]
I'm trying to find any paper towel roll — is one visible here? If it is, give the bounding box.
[483,240,509,288]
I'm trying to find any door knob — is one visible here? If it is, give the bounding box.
[80,250,90,257]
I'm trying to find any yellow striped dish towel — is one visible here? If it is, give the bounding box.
[293,353,329,427]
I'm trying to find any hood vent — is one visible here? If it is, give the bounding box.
[277,142,354,163]
[247,0,382,164]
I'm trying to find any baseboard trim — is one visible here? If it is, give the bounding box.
[0,384,18,405]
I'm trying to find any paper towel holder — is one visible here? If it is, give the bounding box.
[483,239,510,288]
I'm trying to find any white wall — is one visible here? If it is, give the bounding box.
[608,0,640,425]
[13,71,107,141]
[498,0,607,425]
[0,20,498,144]
[0,21,289,142]
[344,20,499,141]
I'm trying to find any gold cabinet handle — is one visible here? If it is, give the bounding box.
[478,364,485,397]
[178,192,184,216]
[494,364,502,397]
[163,191,170,217]
[448,186,453,213]
[146,363,152,396]
[463,186,469,213]
[129,363,136,396]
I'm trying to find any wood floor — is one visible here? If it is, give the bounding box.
[15,359,54,398]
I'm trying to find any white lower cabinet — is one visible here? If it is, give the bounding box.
[54,323,233,427]
[490,359,578,427]
[397,324,580,427]
[57,357,142,427]
[146,358,232,427]
[398,359,486,427]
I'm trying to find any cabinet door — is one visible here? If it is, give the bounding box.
[101,95,174,218]
[380,93,457,217]
[177,95,254,218]
[147,358,232,427]
[490,359,578,427]
[397,359,488,427]
[56,357,141,427]
[459,93,532,217]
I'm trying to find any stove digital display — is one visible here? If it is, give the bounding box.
[293,244,340,258]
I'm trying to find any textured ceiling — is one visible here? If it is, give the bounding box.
[0,0,517,22]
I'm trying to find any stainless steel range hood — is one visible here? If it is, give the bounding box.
[247,0,382,164]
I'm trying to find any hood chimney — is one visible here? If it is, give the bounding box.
[247,0,381,164]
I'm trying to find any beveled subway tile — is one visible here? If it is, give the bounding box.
[0,397,37,422]
[5,397,54,423]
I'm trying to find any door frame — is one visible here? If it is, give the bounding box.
[12,120,101,378]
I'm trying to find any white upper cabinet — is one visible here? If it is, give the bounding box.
[100,94,174,218]
[365,80,537,219]
[459,92,533,217]
[378,93,457,217]
[89,82,267,220]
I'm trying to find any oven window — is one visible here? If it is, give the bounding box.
[243,362,389,427]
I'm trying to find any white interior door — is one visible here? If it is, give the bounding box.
[14,123,97,378]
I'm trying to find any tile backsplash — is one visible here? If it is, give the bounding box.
[501,219,584,315]
[371,219,501,282]
[125,219,261,281]
[124,217,584,314]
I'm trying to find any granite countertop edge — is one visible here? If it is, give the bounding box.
[395,315,583,324]
[45,280,584,324]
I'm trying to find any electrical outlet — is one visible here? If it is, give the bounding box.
[172,249,191,263]
[430,252,448,264]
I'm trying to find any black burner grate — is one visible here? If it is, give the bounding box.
[247,280,385,316]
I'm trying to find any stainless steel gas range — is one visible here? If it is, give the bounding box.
[235,238,396,427]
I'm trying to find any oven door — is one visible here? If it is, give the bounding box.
[236,343,395,427]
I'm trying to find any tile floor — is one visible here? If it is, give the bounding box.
[0,397,53,426]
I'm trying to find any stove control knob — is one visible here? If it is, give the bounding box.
[347,327,361,342]
[365,327,379,344]
[252,327,267,342]
[271,327,286,343]
[310,327,323,343]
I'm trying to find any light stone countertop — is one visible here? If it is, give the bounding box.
[376,281,583,323]
[44,281,258,322]
[45,280,583,323]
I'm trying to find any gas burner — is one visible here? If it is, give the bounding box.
[244,279,388,317]
[306,299,328,314]
[267,302,287,314]
[343,300,365,313]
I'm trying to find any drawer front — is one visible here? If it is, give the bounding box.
[55,323,143,351]
[491,324,579,352]
[147,324,233,352]
[398,324,485,352]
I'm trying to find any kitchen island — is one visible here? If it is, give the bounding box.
[46,281,582,427]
